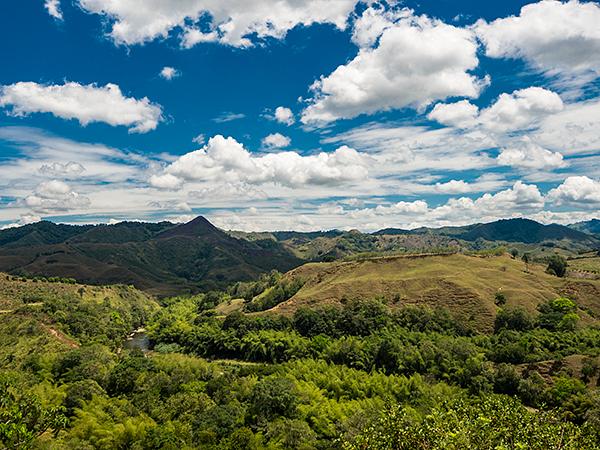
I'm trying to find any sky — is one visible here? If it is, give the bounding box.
[0,0,599,232]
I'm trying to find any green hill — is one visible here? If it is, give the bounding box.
[264,253,600,332]
[0,217,302,296]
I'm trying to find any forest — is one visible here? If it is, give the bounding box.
[1,268,600,449]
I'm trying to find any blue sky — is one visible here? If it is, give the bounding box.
[0,0,599,231]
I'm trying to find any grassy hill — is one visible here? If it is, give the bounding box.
[0,217,302,296]
[264,253,600,332]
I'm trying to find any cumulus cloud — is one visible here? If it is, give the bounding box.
[22,180,91,213]
[0,82,162,133]
[159,66,180,80]
[497,140,565,170]
[547,176,600,206]
[1,214,42,230]
[349,200,428,219]
[262,133,291,149]
[434,179,472,194]
[475,0,600,76]
[150,135,368,189]
[350,4,412,48]
[478,87,563,132]
[274,106,295,125]
[427,100,479,128]
[77,0,358,47]
[302,12,486,124]
[148,173,184,190]
[428,87,563,132]
[45,0,63,20]
[39,161,86,178]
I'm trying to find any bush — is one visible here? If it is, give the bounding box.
[494,308,534,332]
[546,254,567,277]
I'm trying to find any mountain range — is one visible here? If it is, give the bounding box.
[0,216,597,295]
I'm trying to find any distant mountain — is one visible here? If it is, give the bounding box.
[457,218,597,244]
[570,219,600,236]
[375,218,599,245]
[0,217,302,296]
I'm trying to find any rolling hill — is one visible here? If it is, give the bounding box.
[0,216,302,296]
[262,253,600,332]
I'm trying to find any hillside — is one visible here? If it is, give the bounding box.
[570,219,600,236]
[265,253,600,332]
[0,273,159,367]
[0,217,302,296]
[375,218,599,246]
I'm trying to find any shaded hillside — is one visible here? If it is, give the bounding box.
[458,218,597,244]
[234,228,462,261]
[0,217,302,296]
[266,253,600,332]
[570,219,600,236]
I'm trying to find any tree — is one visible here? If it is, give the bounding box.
[0,380,68,449]
[494,308,534,332]
[546,254,567,277]
[494,292,507,306]
[510,248,519,258]
[248,378,299,424]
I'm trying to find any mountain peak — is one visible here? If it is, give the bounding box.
[157,216,219,238]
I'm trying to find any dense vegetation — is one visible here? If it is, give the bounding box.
[1,253,600,448]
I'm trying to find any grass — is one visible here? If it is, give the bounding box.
[568,256,600,274]
[266,254,600,332]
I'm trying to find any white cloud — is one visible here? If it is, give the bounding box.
[351,4,412,48]
[427,100,479,128]
[159,66,180,80]
[45,0,63,20]
[262,133,291,149]
[534,97,600,155]
[189,183,268,201]
[274,106,295,125]
[39,161,86,178]
[1,214,42,230]
[151,135,369,189]
[547,176,600,206]
[478,87,563,132]
[149,173,184,190]
[0,82,162,133]
[22,180,91,213]
[475,0,600,76]
[77,0,358,47]
[302,13,486,124]
[148,200,192,212]
[434,179,472,194]
[350,200,428,219]
[497,140,565,170]
[428,87,564,134]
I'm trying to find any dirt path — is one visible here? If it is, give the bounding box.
[44,325,80,349]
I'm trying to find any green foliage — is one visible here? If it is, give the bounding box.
[494,307,534,332]
[494,291,507,306]
[538,297,579,331]
[344,396,599,450]
[547,254,568,277]
[244,277,305,312]
[0,377,68,449]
